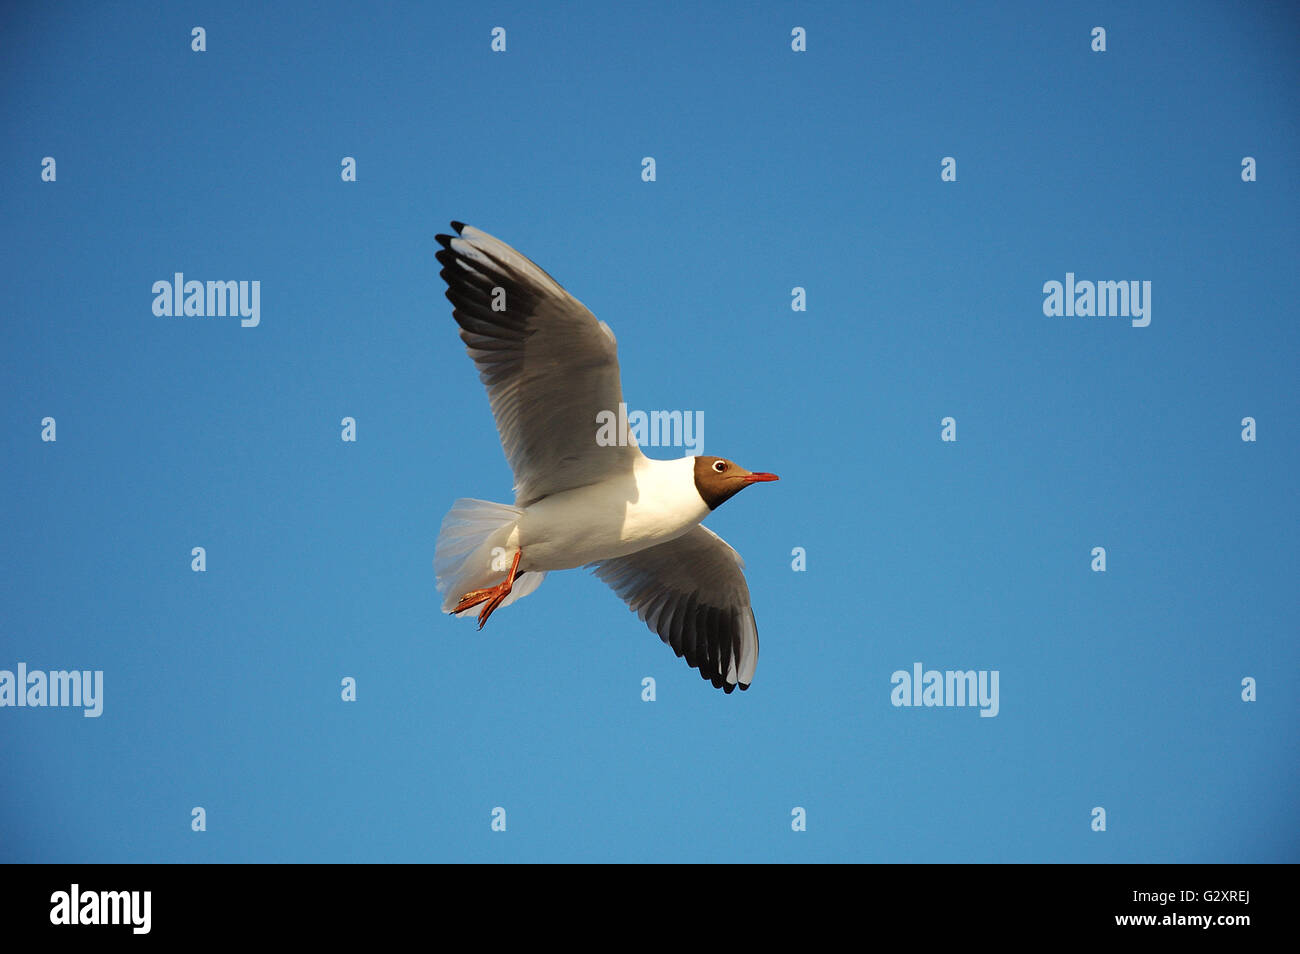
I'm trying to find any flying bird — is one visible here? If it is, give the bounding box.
[433,222,778,692]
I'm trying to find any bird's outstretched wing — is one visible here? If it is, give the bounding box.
[592,525,760,693]
[436,222,642,507]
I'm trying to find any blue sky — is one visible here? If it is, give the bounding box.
[2,1,1296,862]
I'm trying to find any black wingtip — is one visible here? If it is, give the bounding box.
[738,682,750,691]
[723,683,736,694]
[435,222,465,248]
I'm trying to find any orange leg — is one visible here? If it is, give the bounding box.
[453,549,522,630]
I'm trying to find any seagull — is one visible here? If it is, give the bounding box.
[433,222,778,693]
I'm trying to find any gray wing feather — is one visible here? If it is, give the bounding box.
[592,525,760,693]
[435,223,641,506]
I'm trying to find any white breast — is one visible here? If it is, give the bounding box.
[514,456,708,571]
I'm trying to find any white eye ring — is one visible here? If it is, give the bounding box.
[713,460,727,473]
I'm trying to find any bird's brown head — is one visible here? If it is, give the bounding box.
[692,456,779,511]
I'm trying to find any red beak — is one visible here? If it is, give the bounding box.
[741,472,780,483]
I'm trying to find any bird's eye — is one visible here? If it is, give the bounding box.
[713,460,727,473]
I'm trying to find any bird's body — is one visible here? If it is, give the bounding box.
[433,222,777,692]
[517,456,709,571]
[439,456,707,588]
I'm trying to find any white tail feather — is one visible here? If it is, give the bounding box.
[434,498,545,615]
